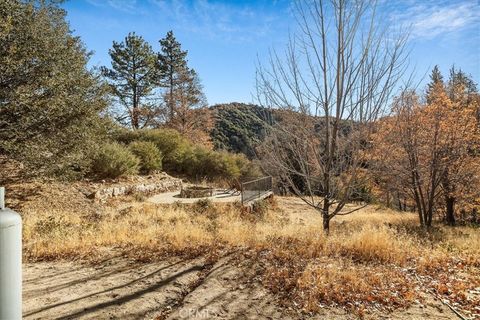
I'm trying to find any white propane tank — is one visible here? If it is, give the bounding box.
[0,187,22,320]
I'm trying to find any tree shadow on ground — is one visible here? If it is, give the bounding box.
[24,259,196,318]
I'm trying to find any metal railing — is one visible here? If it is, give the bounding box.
[241,176,273,204]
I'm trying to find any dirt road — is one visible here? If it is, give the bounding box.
[23,253,457,320]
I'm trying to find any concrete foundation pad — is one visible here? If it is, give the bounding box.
[147,190,241,204]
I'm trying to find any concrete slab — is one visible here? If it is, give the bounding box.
[147,190,241,204]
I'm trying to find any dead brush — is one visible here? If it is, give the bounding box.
[295,260,416,313]
[191,198,219,219]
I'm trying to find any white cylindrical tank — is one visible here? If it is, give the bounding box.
[0,187,22,320]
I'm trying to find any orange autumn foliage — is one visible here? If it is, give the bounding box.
[370,75,479,226]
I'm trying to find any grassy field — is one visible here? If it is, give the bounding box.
[22,196,480,317]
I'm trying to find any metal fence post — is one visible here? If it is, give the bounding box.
[240,182,244,205]
[0,187,22,320]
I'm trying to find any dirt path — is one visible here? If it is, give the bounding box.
[23,254,300,320]
[23,256,204,320]
[23,254,458,320]
[22,254,351,320]
[165,255,303,320]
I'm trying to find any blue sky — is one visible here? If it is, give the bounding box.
[63,0,480,105]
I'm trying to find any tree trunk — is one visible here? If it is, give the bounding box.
[322,214,330,233]
[322,199,330,234]
[132,60,139,130]
[132,87,139,130]
[445,195,456,226]
[132,107,139,130]
[425,206,433,228]
[169,70,174,121]
[413,193,424,226]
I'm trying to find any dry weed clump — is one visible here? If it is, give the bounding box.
[295,260,415,312]
[327,224,417,265]
[21,196,480,316]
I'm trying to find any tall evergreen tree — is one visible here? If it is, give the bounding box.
[426,65,444,103]
[447,66,478,103]
[158,30,190,120]
[157,30,210,145]
[0,0,108,178]
[102,32,159,129]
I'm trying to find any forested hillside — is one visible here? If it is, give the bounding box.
[210,103,273,158]
[210,103,354,160]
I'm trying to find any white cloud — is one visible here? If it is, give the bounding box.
[148,0,285,43]
[86,0,140,13]
[390,0,480,39]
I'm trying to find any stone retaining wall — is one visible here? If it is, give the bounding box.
[90,177,182,202]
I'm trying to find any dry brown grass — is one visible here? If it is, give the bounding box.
[21,196,480,316]
[296,260,416,311]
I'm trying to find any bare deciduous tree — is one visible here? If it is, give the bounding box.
[256,0,409,232]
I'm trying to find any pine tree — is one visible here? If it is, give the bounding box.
[443,68,479,225]
[423,66,479,226]
[102,32,159,129]
[0,0,108,178]
[447,66,478,103]
[158,30,190,120]
[426,65,444,103]
[430,65,444,84]
[158,31,211,145]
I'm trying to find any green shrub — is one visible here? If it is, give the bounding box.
[182,148,236,181]
[217,151,241,180]
[179,147,263,182]
[234,154,263,180]
[116,128,190,171]
[188,147,218,179]
[129,141,162,174]
[90,142,139,179]
[114,127,263,182]
[203,151,261,181]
